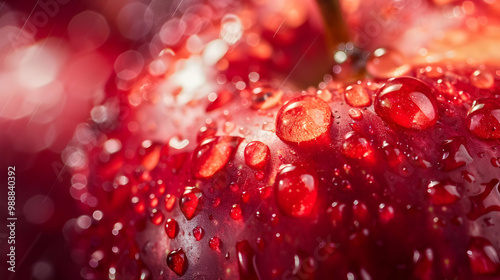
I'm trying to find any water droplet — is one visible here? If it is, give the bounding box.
[471,70,494,89]
[342,131,371,159]
[412,248,434,279]
[180,187,202,220]
[164,194,176,212]
[466,99,500,139]
[344,84,371,107]
[193,226,204,241]
[439,137,473,171]
[236,240,259,279]
[149,209,164,225]
[250,86,283,109]
[230,204,243,220]
[467,237,500,274]
[230,182,240,192]
[209,237,222,251]
[366,48,409,79]
[244,141,270,170]
[206,89,233,112]
[138,140,162,170]
[166,248,188,276]
[276,96,332,143]
[192,136,243,179]
[131,196,145,213]
[241,191,250,203]
[378,203,395,224]
[165,219,178,239]
[352,200,369,225]
[348,108,363,120]
[468,179,500,220]
[275,165,318,217]
[427,180,461,205]
[327,202,345,227]
[258,186,271,200]
[212,197,221,208]
[254,170,265,180]
[374,77,438,130]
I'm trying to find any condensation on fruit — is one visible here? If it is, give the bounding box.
[180,187,203,220]
[165,218,179,239]
[341,131,371,159]
[276,96,332,143]
[244,141,270,170]
[467,237,500,275]
[275,165,318,217]
[470,70,494,89]
[439,137,473,171]
[166,248,188,276]
[466,99,500,139]
[250,86,283,109]
[192,136,243,179]
[374,77,438,130]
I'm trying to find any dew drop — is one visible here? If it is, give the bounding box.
[427,180,461,205]
[466,99,500,139]
[206,89,233,112]
[467,237,500,274]
[193,226,204,241]
[275,165,318,217]
[131,196,145,213]
[179,187,202,220]
[471,70,494,89]
[164,194,176,212]
[250,86,283,109]
[341,131,371,159]
[344,84,371,107]
[212,197,221,208]
[378,203,395,224]
[149,209,164,225]
[192,136,243,179]
[348,108,363,120]
[366,47,409,79]
[374,77,438,130]
[197,122,218,143]
[327,202,345,227]
[244,141,270,170]
[209,237,222,251]
[166,248,188,276]
[230,204,243,220]
[165,219,178,239]
[276,96,332,143]
[138,140,162,170]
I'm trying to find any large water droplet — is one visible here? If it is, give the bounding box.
[180,187,202,220]
[439,137,473,171]
[138,140,162,170]
[466,99,500,139]
[374,77,438,130]
[341,131,371,159]
[276,96,332,143]
[275,165,318,217]
[470,70,494,89]
[192,136,243,179]
[467,237,500,274]
[427,180,461,205]
[344,84,371,107]
[166,248,188,276]
[244,141,270,170]
[165,218,179,239]
[366,47,409,79]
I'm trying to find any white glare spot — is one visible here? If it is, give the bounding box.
[203,39,228,65]
[220,14,243,45]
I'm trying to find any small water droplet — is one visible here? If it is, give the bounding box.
[467,237,500,274]
[258,186,271,200]
[251,86,283,109]
[131,196,145,213]
[192,136,243,179]
[230,204,243,220]
[206,89,234,112]
[348,108,363,120]
[427,180,461,205]
[209,237,222,251]
[344,84,371,107]
[212,197,221,208]
[244,141,270,170]
[275,165,318,217]
[166,248,188,276]
[378,203,395,224]
[150,209,164,225]
[180,187,202,220]
[374,77,438,130]
[164,194,176,212]
[342,131,371,159]
[193,226,204,241]
[276,96,332,143]
[327,202,345,227]
[466,99,500,139]
[471,70,494,89]
[138,140,162,170]
[241,191,250,203]
[165,219,179,239]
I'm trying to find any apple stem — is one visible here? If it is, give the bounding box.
[315,0,350,53]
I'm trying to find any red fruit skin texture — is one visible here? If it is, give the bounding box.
[70,64,500,280]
